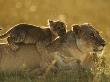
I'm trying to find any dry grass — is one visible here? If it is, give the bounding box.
[0,55,109,82]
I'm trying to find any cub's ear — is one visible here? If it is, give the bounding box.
[48,19,54,25]
[72,24,80,34]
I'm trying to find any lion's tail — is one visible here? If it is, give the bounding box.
[0,29,11,39]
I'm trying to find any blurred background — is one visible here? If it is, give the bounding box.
[0,0,110,54]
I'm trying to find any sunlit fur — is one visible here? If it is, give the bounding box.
[0,20,66,50]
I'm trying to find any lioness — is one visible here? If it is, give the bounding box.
[47,23,106,70]
[0,20,66,51]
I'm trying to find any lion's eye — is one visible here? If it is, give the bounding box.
[90,33,94,37]
[57,27,61,29]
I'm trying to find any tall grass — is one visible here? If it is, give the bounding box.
[0,56,109,82]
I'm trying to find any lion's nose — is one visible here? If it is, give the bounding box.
[99,39,106,47]
[98,45,104,51]
[101,43,106,47]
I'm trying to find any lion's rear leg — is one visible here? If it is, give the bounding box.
[7,37,19,51]
[7,32,26,51]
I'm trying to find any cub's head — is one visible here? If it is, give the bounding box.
[72,23,106,53]
[48,20,67,37]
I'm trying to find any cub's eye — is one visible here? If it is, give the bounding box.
[90,33,95,37]
[57,27,61,29]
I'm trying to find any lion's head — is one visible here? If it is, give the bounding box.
[72,23,106,54]
[48,20,67,37]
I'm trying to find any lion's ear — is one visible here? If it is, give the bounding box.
[72,24,80,34]
[48,19,54,26]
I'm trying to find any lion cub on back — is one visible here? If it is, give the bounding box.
[0,20,67,51]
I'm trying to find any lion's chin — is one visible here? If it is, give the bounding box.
[96,50,104,57]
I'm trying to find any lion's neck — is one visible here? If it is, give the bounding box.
[73,34,93,63]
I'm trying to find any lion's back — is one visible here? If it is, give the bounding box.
[10,23,53,44]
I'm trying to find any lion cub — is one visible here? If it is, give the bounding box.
[0,20,67,51]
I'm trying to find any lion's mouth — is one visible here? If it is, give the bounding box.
[93,45,104,52]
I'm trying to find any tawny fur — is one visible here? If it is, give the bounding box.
[0,23,105,77]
